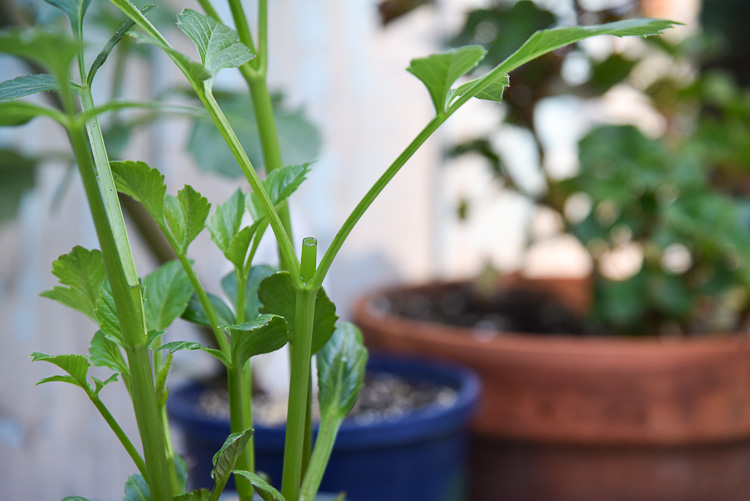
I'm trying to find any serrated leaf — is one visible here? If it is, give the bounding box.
[157,341,229,367]
[143,260,193,331]
[92,373,119,396]
[187,92,321,177]
[407,45,487,114]
[208,189,256,268]
[181,292,236,327]
[0,74,59,100]
[257,272,338,353]
[173,490,210,501]
[176,9,254,87]
[221,265,275,320]
[247,163,312,220]
[0,28,81,79]
[123,473,151,501]
[110,160,166,223]
[0,100,66,126]
[89,330,130,391]
[317,322,368,422]
[31,352,91,391]
[165,185,211,254]
[95,280,122,344]
[40,246,106,321]
[449,72,509,106]
[87,5,156,86]
[45,0,94,36]
[224,314,288,365]
[232,470,285,501]
[211,429,254,493]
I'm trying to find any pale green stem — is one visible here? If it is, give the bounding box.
[299,417,342,501]
[90,394,147,478]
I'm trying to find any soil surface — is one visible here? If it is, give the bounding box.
[198,372,457,427]
[377,282,587,337]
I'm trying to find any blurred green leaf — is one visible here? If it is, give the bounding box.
[317,322,368,422]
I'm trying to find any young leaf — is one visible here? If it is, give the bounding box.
[176,9,255,86]
[95,280,123,344]
[257,272,338,353]
[40,246,106,321]
[44,0,94,36]
[143,260,193,331]
[156,341,230,367]
[317,322,368,422]
[87,5,156,86]
[130,32,211,83]
[91,373,120,396]
[165,185,211,255]
[232,470,286,501]
[0,101,67,126]
[30,352,91,391]
[174,490,210,501]
[182,292,236,328]
[123,473,151,501]
[89,330,130,390]
[224,314,289,365]
[449,72,509,107]
[0,74,59,100]
[208,189,255,269]
[110,161,167,224]
[407,45,487,115]
[221,265,275,321]
[211,429,254,494]
[247,163,312,220]
[0,29,81,79]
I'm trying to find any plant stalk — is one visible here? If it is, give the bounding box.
[299,417,341,501]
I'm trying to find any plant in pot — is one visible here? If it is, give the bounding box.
[354,2,750,500]
[0,0,675,499]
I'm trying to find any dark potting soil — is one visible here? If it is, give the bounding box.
[377,282,587,337]
[198,372,457,427]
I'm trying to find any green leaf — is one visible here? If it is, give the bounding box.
[131,32,211,83]
[187,92,321,177]
[208,189,255,268]
[91,373,119,396]
[498,19,680,77]
[449,72,509,106]
[0,28,81,79]
[95,281,123,344]
[62,497,92,501]
[89,330,130,391]
[110,161,166,224]
[143,260,193,331]
[407,45,487,114]
[0,74,59,100]
[30,352,91,391]
[0,100,66,126]
[157,341,230,367]
[182,292,236,328]
[173,490,210,501]
[175,455,189,493]
[165,185,211,254]
[40,246,106,321]
[224,314,288,365]
[45,0,94,35]
[87,5,156,86]
[176,9,255,86]
[0,149,37,227]
[221,265,275,320]
[123,473,151,501]
[257,272,338,353]
[232,470,286,501]
[317,322,368,422]
[211,429,254,490]
[247,163,312,220]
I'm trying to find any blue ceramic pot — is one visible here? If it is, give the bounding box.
[168,355,480,501]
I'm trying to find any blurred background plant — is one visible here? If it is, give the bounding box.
[437,0,750,336]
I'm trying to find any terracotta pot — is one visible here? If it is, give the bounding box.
[353,278,750,501]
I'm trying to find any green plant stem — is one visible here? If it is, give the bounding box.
[196,0,221,22]
[312,116,445,289]
[281,288,317,501]
[228,0,256,55]
[299,417,341,501]
[66,89,172,501]
[90,394,147,479]
[227,364,253,500]
[160,404,181,493]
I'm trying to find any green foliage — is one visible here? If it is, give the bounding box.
[0,149,37,226]
[111,161,167,224]
[165,185,211,255]
[182,292,236,327]
[221,265,275,320]
[246,163,312,220]
[157,341,229,367]
[176,9,255,87]
[30,352,117,396]
[211,429,254,494]
[0,28,81,79]
[317,322,368,423]
[143,260,193,331]
[225,314,289,365]
[40,246,107,321]
[258,272,338,353]
[208,189,256,269]
[0,74,59,100]
[174,490,210,501]
[233,470,286,501]
[123,474,151,501]
[89,330,130,389]
[0,100,66,126]
[187,92,321,177]
[44,0,94,36]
